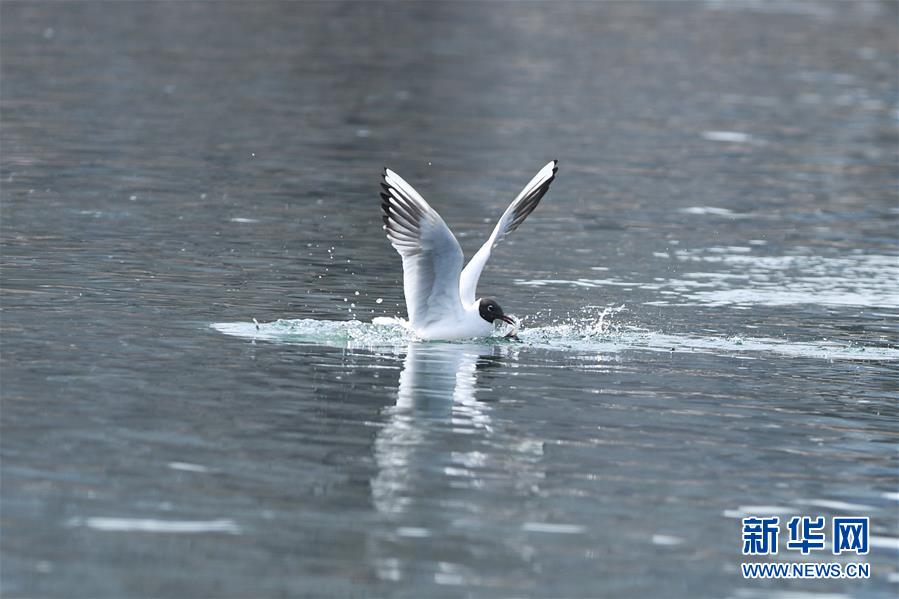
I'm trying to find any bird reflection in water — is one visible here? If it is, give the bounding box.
[370,342,545,584]
[372,343,501,514]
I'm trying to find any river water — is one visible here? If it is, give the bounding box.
[2,2,897,597]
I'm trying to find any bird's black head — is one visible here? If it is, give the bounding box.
[478,298,514,325]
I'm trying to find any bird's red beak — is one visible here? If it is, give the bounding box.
[497,314,515,325]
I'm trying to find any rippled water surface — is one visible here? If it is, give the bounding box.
[2,2,898,597]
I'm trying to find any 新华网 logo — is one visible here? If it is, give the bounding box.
[740,515,870,580]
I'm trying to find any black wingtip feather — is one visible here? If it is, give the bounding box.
[499,162,559,236]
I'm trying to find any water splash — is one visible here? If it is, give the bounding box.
[594,304,627,334]
[211,309,898,361]
[67,517,241,534]
[212,317,412,351]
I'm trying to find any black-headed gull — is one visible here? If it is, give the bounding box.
[380,160,558,340]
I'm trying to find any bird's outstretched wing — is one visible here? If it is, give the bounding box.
[381,168,465,328]
[459,160,558,304]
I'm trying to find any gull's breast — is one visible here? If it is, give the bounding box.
[414,312,494,341]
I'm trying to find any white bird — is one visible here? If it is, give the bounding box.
[380,160,558,340]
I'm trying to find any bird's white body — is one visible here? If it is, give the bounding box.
[414,303,494,341]
[380,161,558,341]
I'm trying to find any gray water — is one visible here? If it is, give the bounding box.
[2,2,898,597]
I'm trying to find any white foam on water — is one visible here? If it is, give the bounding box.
[212,314,898,362]
[703,0,836,18]
[518,324,898,361]
[168,462,210,473]
[68,517,241,534]
[516,277,638,289]
[701,131,755,143]
[212,317,412,352]
[723,505,798,518]
[680,206,748,218]
[518,250,899,309]
[521,522,585,534]
[651,534,684,546]
[870,536,899,551]
[395,527,431,538]
[795,499,876,512]
[670,250,899,308]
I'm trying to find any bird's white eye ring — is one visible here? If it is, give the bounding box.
[488,305,495,311]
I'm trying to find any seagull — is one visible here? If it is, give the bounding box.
[380,160,558,340]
